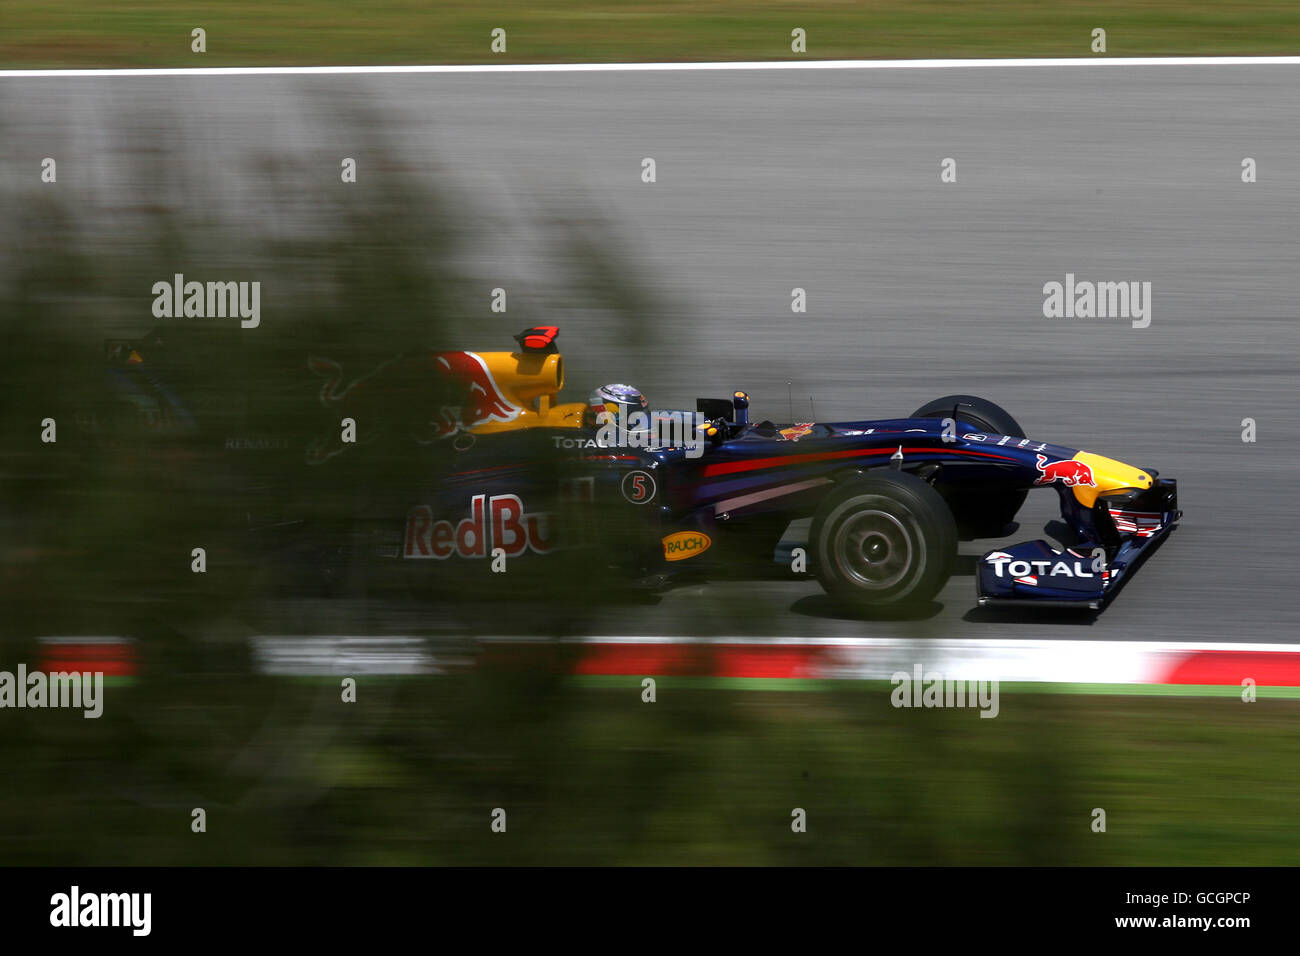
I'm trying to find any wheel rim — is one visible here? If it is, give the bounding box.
[834,509,914,591]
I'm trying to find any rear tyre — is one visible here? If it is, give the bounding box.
[909,394,1027,538]
[810,471,956,610]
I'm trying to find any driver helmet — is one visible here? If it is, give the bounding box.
[588,383,648,427]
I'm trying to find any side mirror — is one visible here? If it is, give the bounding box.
[732,390,750,425]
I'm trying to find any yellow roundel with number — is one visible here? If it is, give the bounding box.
[662,531,712,562]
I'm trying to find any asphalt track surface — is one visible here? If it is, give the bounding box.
[4,63,1298,645]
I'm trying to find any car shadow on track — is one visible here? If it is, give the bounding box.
[788,594,945,623]
[960,605,1099,626]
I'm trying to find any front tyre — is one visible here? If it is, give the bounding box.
[909,394,1027,538]
[810,471,957,610]
[909,394,1025,440]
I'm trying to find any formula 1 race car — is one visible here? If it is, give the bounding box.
[381,327,1180,612]
[86,324,1178,613]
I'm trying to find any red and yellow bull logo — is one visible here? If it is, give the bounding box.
[1034,455,1096,488]
[305,348,587,465]
[1034,451,1154,508]
[432,351,525,435]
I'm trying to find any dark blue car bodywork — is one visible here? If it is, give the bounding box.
[404,409,1180,611]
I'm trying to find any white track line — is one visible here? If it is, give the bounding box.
[250,635,1300,681]
[476,636,1300,652]
[5,56,1300,79]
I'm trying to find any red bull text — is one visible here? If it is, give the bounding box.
[404,495,555,559]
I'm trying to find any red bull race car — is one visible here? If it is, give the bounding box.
[92,325,1178,613]
[371,327,1180,612]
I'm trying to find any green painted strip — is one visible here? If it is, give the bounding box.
[999,681,1296,698]
[247,674,1298,698]
[566,676,1299,697]
[568,675,830,692]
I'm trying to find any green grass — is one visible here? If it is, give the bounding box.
[5,678,1298,865]
[4,1,1300,68]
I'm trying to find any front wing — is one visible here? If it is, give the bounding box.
[976,477,1180,609]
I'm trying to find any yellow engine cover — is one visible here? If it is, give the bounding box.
[455,350,587,433]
